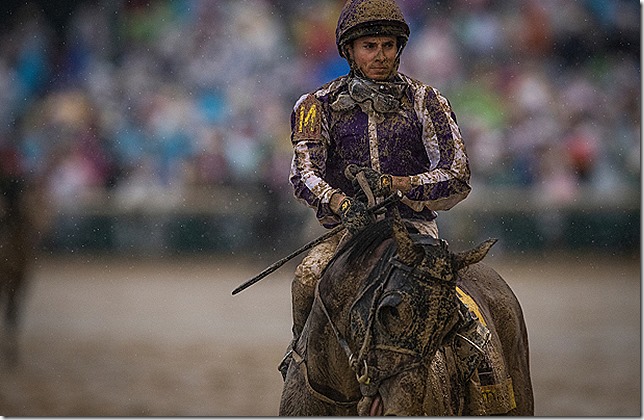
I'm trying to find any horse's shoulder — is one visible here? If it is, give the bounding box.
[458,262,511,299]
[457,262,524,327]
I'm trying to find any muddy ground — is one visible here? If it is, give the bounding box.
[0,251,640,416]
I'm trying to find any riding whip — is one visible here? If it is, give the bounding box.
[231,191,402,295]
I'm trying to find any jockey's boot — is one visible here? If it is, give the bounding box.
[278,274,316,381]
[453,299,490,383]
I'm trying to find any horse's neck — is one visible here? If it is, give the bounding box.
[300,235,394,402]
[302,297,361,402]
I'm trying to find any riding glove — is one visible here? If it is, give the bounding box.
[345,164,392,198]
[338,196,374,235]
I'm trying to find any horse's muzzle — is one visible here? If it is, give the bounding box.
[358,394,384,416]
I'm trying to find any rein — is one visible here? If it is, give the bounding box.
[294,221,463,406]
[389,258,458,287]
[287,284,363,408]
[313,248,458,399]
[294,259,396,407]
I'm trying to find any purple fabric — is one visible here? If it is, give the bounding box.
[289,73,471,228]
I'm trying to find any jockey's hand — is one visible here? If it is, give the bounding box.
[345,164,392,198]
[337,196,374,235]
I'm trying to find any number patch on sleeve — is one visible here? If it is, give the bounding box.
[293,95,322,141]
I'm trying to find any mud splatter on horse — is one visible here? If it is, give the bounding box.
[279,212,533,415]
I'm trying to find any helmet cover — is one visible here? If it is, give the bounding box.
[335,0,410,59]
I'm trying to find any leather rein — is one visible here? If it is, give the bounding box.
[298,245,458,405]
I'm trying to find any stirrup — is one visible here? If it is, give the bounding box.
[452,300,490,383]
[278,348,294,381]
[453,318,490,382]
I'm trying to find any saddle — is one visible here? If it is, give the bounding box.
[448,285,517,415]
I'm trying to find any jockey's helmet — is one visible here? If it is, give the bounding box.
[335,0,410,61]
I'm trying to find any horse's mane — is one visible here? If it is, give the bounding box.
[328,218,395,273]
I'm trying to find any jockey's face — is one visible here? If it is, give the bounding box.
[348,35,398,81]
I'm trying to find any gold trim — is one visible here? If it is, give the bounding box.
[456,286,487,327]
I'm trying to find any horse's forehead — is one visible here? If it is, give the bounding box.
[418,245,453,271]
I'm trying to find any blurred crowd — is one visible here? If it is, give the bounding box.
[0,0,639,213]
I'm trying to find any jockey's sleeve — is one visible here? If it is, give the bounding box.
[289,94,340,228]
[404,87,472,211]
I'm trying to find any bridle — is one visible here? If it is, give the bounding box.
[313,241,460,399]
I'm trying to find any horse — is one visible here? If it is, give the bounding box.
[0,174,51,367]
[279,211,533,415]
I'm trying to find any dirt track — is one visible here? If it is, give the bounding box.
[0,251,640,416]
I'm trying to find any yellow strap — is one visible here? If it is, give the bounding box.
[456,286,487,327]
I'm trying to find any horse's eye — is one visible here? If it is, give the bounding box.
[377,292,411,334]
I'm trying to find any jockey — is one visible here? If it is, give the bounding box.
[282,0,474,378]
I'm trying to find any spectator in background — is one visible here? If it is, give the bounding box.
[0,0,637,243]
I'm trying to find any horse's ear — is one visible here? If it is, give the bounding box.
[453,239,498,271]
[392,207,422,265]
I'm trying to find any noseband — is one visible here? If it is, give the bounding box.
[315,239,458,398]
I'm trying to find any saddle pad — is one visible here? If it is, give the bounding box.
[452,286,516,414]
[456,286,487,326]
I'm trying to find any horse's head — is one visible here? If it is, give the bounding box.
[348,211,496,415]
